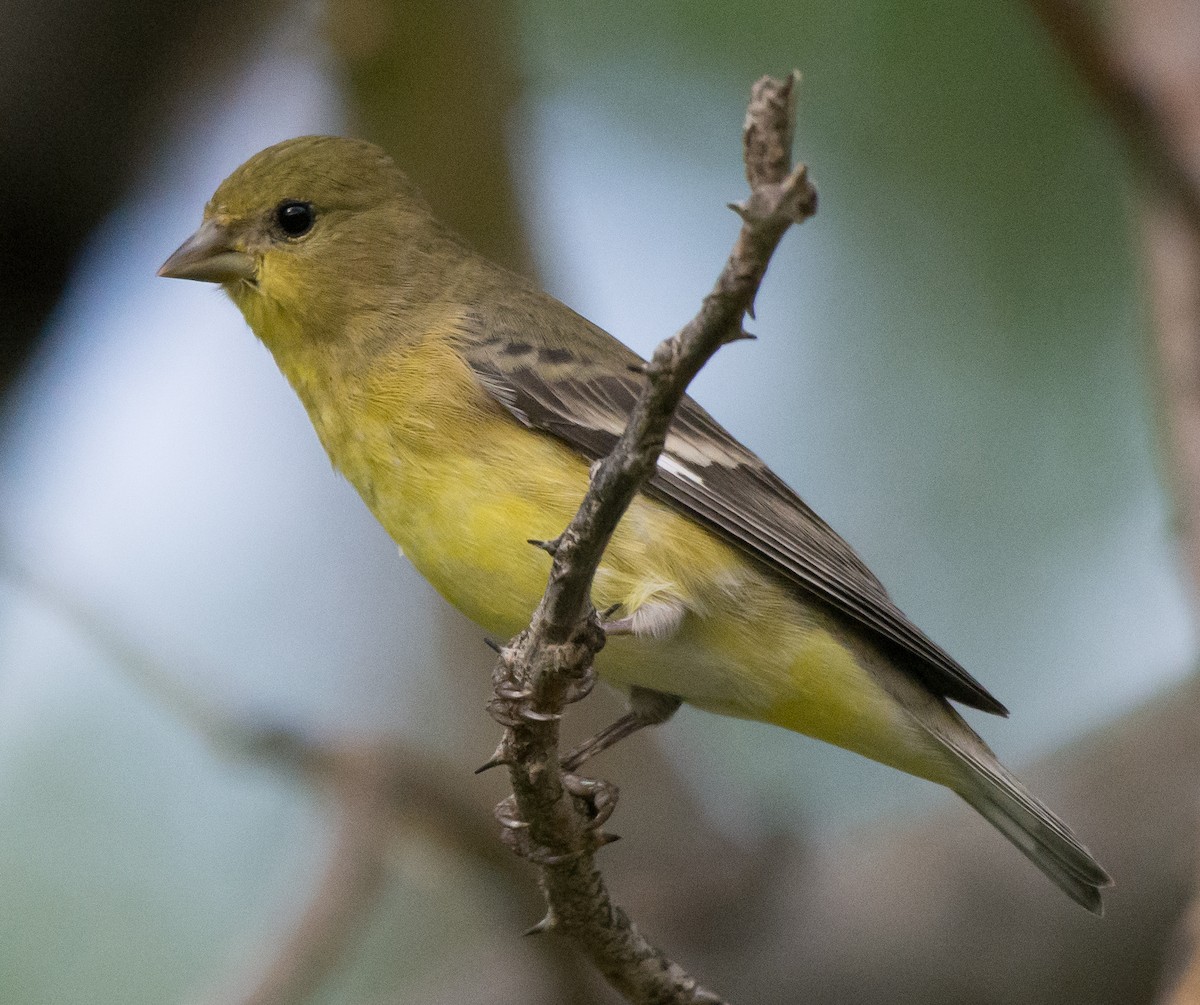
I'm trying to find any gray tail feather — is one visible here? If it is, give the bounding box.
[948,742,1112,914]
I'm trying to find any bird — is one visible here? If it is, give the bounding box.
[158,135,1111,913]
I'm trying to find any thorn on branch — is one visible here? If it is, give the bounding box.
[475,740,513,774]
[474,755,511,774]
[779,164,819,223]
[528,536,561,556]
[524,913,557,937]
[735,166,817,230]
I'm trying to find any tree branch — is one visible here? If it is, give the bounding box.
[212,737,604,1005]
[485,72,817,1005]
[1025,0,1200,233]
[1028,2,1200,1001]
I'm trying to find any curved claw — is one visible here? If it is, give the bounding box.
[494,795,529,830]
[563,772,620,830]
[563,665,597,704]
[486,702,523,728]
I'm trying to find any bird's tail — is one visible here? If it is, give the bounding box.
[942,736,1112,914]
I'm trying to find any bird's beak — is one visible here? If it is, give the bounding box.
[157,219,256,284]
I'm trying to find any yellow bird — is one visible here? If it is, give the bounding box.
[159,136,1110,912]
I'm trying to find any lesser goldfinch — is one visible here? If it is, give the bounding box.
[159,136,1110,912]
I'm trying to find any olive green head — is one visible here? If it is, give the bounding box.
[158,136,438,326]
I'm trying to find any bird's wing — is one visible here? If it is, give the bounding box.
[458,303,1007,716]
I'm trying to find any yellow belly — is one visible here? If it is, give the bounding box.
[299,335,947,784]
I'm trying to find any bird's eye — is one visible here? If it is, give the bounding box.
[275,200,315,237]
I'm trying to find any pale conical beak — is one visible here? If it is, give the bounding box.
[157,219,257,284]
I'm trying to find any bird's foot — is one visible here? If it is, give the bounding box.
[493,789,620,864]
[562,771,620,831]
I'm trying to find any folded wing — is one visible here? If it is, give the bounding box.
[459,301,1007,717]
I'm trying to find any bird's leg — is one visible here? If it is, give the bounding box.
[600,598,685,640]
[600,613,636,635]
[561,685,682,771]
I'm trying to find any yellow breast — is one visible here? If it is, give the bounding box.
[335,334,745,639]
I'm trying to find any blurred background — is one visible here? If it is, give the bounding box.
[2,0,1198,1002]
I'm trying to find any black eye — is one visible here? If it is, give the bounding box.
[275,200,314,237]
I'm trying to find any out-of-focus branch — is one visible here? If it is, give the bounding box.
[213,737,604,1005]
[1025,0,1200,232]
[215,740,396,1005]
[1026,0,1200,594]
[0,0,280,406]
[1028,2,1200,1001]
[485,72,817,1005]
[326,0,534,275]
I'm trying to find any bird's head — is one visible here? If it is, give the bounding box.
[158,135,435,336]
